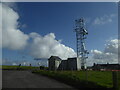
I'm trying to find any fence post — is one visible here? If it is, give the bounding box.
[85,70,88,84]
[118,72,120,90]
[112,71,119,90]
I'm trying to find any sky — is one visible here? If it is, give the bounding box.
[1,2,119,66]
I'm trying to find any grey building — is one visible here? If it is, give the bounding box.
[48,56,81,70]
[48,56,61,70]
[91,63,120,70]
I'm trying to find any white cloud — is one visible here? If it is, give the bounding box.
[12,62,17,65]
[29,32,76,60]
[1,3,76,60]
[0,3,29,50]
[93,14,116,25]
[104,39,118,54]
[88,39,119,66]
[91,49,102,54]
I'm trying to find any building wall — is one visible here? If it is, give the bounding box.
[48,56,81,71]
[49,59,55,70]
[55,60,61,70]
[92,64,120,70]
[67,58,77,70]
[58,60,68,70]
[77,57,81,70]
[48,57,61,70]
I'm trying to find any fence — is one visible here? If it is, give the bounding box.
[112,71,120,90]
[82,70,120,89]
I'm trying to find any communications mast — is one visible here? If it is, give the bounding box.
[74,18,89,70]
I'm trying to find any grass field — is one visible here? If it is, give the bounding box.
[32,70,120,89]
[2,65,39,70]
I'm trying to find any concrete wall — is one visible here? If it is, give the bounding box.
[48,57,61,70]
[49,59,55,70]
[48,56,82,71]
[67,58,77,70]
[55,60,61,70]
[77,57,81,70]
[58,60,68,70]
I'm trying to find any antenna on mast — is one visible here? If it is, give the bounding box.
[74,18,89,70]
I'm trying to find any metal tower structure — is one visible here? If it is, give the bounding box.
[74,18,89,70]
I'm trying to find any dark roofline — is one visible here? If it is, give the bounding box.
[68,57,77,59]
[94,64,120,66]
[67,57,77,60]
[48,56,62,61]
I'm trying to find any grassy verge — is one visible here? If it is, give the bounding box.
[2,65,39,70]
[32,70,115,89]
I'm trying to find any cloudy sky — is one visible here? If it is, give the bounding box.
[1,2,119,66]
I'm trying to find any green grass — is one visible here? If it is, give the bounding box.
[32,70,118,89]
[2,65,39,70]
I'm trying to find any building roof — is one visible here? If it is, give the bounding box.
[48,56,62,61]
[67,57,77,60]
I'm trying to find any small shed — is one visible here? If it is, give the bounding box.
[48,56,61,70]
